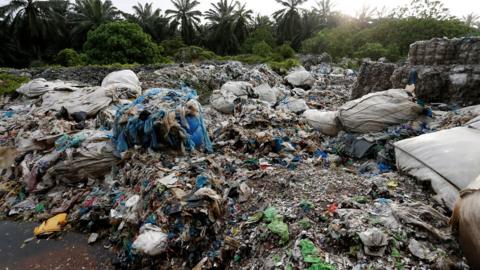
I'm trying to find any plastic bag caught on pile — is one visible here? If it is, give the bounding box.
[101,70,142,98]
[395,126,480,210]
[113,86,212,153]
[339,89,423,133]
[132,224,168,256]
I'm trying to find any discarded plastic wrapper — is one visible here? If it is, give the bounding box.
[34,213,68,236]
[110,194,141,223]
[113,86,212,153]
[358,228,389,257]
[0,146,17,169]
[132,224,168,256]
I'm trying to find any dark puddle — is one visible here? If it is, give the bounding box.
[0,221,114,270]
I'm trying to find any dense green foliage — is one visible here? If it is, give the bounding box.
[174,46,217,62]
[302,17,478,61]
[226,43,300,75]
[241,23,276,53]
[55,48,83,66]
[70,0,120,49]
[353,43,389,60]
[83,22,164,64]
[0,73,30,95]
[252,41,273,57]
[0,0,479,68]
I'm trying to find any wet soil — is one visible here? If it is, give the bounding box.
[0,221,113,270]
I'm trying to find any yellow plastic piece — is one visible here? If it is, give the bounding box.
[34,213,68,236]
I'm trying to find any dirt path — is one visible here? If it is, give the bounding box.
[0,221,113,270]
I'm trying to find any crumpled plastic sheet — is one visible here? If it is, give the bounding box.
[113,86,212,153]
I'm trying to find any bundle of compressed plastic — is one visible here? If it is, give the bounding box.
[408,37,480,65]
[112,86,212,153]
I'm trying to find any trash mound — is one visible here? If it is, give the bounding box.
[1,61,478,269]
[142,62,284,97]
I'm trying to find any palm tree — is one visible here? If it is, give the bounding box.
[299,10,322,44]
[0,0,68,59]
[273,0,307,49]
[70,0,120,48]
[463,13,480,28]
[165,0,202,45]
[375,6,389,19]
[233,2,253,45]
[133,2,159,19]
[315,0,333,19]
[356,5,376,26]
[253,15,274,29]
[0,11,20,66]
[130,2,171,42]
[205,0,239,55]
[314,0,334,26]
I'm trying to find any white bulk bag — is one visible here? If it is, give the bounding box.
[339,89,423,133]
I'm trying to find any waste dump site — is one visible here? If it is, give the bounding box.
[1,37,480,269]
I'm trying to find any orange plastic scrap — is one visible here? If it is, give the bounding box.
[34,213,68,236]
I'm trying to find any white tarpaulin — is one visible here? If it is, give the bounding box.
[17,78,89,98]
[394,126,480,210]
[36,86,113,117]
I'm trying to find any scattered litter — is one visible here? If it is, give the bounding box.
[0,57,475,269]
[88,233,99,244]
[358,228,389,257]
[131,224,168,256]
[34,213,68,236]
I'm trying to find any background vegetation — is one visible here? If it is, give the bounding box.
[0,0,478,68]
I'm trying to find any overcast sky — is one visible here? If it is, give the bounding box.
[0,0,477,18]
[110,0,478,18]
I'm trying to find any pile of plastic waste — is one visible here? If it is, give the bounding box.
[1,57,480,269]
